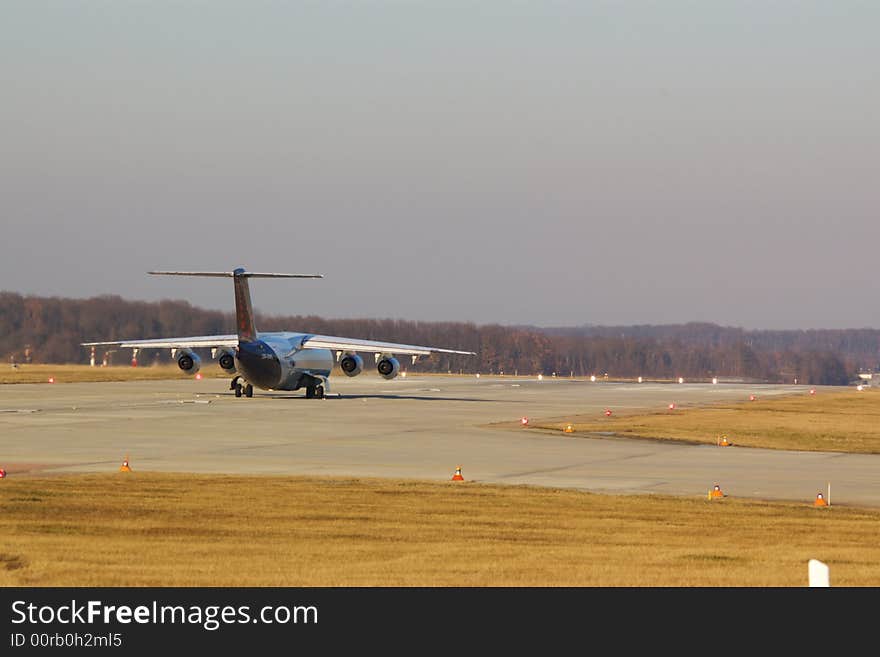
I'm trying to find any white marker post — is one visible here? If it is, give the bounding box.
[808,559,830,587]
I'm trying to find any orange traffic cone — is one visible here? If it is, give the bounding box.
[451,465,464,481]
[814,492,828,507]
[564,424,574,433]
[119,456,132,473]
[708,484,725,499]
[719,435,731,447]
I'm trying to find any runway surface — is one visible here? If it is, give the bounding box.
[2,374,878,506]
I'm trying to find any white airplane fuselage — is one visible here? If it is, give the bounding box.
[236,332,334,391]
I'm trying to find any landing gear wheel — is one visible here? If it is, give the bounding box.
[230,376,241,391]
[305,386,315,399]
[314,385,325,399]
[245,384,254,398]
[234,383,243,398]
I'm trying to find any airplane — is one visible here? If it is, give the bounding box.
[82,267,475,398]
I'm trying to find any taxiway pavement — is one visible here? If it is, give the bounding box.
[2,375,877,506]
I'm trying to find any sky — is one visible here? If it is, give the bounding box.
[2,1,878,330]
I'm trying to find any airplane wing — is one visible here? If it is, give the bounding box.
[82,333,475,357]
[300,334,475,357]
[81,335,239,349]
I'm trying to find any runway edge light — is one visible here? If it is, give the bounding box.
[119,455,132,473]
[451,465,464,481]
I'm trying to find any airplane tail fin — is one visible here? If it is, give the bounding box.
[148,268,323,343]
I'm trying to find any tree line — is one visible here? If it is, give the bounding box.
[1,292,870,385]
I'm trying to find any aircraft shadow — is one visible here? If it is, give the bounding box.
[325,394,507,403]
[210,391,506,403]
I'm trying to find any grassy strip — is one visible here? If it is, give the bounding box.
[516,388,880,454]
[1,364,730,385]
[0,363,443,384]
[1,473,876,586]
[0,364,219,384]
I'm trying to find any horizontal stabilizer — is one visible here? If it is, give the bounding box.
[146,267,322,342]
[148,271,323,279]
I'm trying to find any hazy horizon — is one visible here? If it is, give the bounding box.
[5,286,880,334]
[3,2,878,331]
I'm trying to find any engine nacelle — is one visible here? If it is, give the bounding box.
[176,349,201,375]
[377,356,400,380]
[216,348,236,373]
[339,353,364,377]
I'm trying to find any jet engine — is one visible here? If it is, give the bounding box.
[377,356,400,380]
[176,349,201,375]
[216,348,236,373]
[340,353,364,377]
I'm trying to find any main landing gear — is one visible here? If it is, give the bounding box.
[231,376,254,398]
[229,375,328,400]
[305,383,325,399]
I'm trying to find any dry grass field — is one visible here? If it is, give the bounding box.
[517,388,880,453]
[3,370,877,586]
[0,364,686,386]
[1,473,877,587]
[0,363,407,384]
[0,364,221,384]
